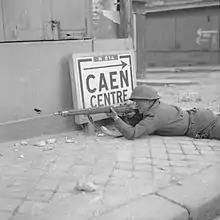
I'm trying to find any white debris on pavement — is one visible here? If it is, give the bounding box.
[96,132,104,137]
[75,180,97,193]
[65,137,77,144]
[46,138,57,144]
[42,146,53,151]
[33,141,46,147]
[14,140,28,146]
[20,140,28,146]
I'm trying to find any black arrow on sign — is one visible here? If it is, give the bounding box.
[84,60,127,70]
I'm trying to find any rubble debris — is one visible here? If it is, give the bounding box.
[96,132,104,137]
[170,176,182,186]
[75,180,97,193]
[14,140,28,147]
[20,140,28,146]
[43,146,53,151]
[178,92,202,103]
[159,167,166,171]
[46,139,56,144]
[19,155,24,159]
[33,141,46,147]
[65,137,77,144]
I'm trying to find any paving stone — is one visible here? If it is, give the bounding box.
[169,154,186,161]
[100,189,137,213]
[18,200,48,215]
[10,213,41,220]
[112,169,133,178]
[115,162,133,170]
[1,186,29,199]
[132,170,152,179]
[167,148,184,154]
[116,150,132,162]
[0,211,12,220]
[26,190,54,202]
[93,195,188,220]
[35,178,61,191]
[134,158,151,165]
[42,192,102,220]
[87,174,110,186]
[134,163,152,171]
[0,197,22,212]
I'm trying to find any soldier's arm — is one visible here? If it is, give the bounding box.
[114,114,160,140]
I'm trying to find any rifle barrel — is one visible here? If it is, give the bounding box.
[55,105,136,117]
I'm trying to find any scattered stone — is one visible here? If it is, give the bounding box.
[46,138,56,144]
[170,176,182,186]
[178,92,202,103]
[42,146,53,151]
[14,142,20,147]
[19,155,24,159]
[65,137,77,144]
[20,140,28,146]
[33,141,46,147]
[159,167,166,171]
[75,180,97,193]
[96,132,104,137]
[176,181,183,186]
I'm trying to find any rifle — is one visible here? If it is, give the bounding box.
[53,103,143,127]
[53,103,138,117]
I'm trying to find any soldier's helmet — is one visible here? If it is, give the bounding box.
[129,85,160,101]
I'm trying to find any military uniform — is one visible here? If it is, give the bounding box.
[110,85,220,140]
[114,101,220,140]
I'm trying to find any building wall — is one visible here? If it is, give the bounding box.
[0,38,133,143]
[0,0,92,41]
[135,6,220,73]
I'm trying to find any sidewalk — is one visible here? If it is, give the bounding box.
[0,131,220,220]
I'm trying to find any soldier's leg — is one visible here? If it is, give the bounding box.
[209,116,220,140]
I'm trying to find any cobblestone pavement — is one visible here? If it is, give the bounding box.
[0,131,220,220]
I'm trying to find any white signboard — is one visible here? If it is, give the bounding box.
[69,50,136,124]
[196,28,218,45]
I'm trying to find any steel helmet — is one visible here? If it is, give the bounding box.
[130,85,160,101]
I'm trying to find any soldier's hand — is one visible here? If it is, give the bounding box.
[110,107,120,121]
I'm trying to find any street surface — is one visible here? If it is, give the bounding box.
[0,131,220,220]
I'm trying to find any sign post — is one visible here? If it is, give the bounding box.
[69,50,136,125]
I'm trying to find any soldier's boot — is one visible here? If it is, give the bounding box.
[209,116,220,140]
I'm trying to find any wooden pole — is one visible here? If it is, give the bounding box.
[118,0,133,38]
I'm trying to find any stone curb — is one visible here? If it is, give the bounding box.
[92,194,189,220]
[92,163,220,220]
[145,66,220,74]
[157,162,220,220]
[137,78,198,86]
